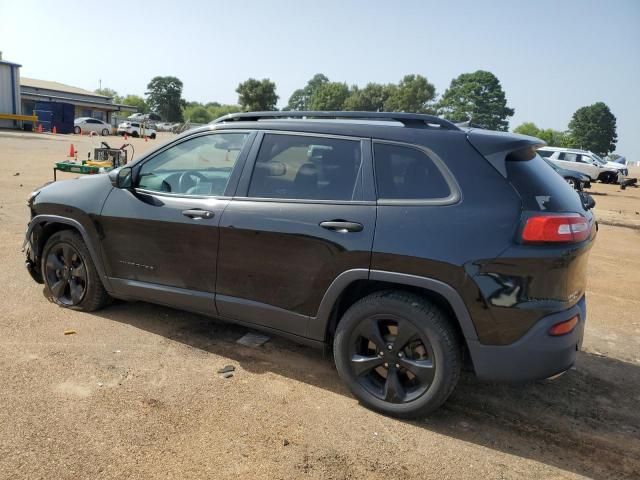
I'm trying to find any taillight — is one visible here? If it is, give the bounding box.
[522,214,590,243]
[549,315,579,336]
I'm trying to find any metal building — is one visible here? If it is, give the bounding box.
[20,77,136,124]
[0,53,22,129]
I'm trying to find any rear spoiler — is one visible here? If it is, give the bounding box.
[465,129,546,177]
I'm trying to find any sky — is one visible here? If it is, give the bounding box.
[1,0,638,159]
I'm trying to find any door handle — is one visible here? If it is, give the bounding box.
[182,209,214,220]
[319,220,363,233]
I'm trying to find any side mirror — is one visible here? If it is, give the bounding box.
[109,166,133,189]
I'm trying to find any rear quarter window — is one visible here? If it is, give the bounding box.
[373,143,452,201]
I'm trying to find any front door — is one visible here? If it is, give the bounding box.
[216,132,376,337]
[99,131,254,313]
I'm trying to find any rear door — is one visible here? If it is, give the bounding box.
[216,131,376,337]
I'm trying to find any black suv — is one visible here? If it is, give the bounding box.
[24,111,595,417]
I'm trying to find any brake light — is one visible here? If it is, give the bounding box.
[549,315,579,336]
[522,214,590,243]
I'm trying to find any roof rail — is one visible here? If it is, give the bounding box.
[210,111,460,130]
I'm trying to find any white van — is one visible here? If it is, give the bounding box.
[537,147,625,183]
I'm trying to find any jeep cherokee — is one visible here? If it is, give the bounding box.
[24,111,596,418]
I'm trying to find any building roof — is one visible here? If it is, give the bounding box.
[0,59,22,67]
[20,77,110,99]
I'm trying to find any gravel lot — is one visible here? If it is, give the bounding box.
[0,131,639,479]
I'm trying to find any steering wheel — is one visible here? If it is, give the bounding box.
[178,171,207,193]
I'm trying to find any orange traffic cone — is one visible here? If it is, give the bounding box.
[52,126,57,134]
[68,144,75,157]
[144,136,148,142]
[37,124,43,133]
[124,133,128,140]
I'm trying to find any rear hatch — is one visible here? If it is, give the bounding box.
[466,129,596,344]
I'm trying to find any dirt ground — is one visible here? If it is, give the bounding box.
[0,131,638,480]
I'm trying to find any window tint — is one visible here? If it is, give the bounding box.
[537,149,553,158]
[137,133,249,196]
[374,143,450,200]
[248,134,362,200]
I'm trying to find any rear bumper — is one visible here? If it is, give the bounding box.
[468,296,586,382]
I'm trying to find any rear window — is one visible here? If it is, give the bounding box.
[507,153,585,212]
[374,143,450,200]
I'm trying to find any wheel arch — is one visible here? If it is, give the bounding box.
[26,215,110,289]
[310,269,478,346]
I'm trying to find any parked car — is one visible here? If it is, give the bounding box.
[538,146,626,183]
[543,158,591,190]
[23,111,596,418]
[156,122,179,132]
[117,121,156,139]
[74,117,112,136]
[127,112,162,122]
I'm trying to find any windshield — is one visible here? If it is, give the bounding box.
[590,153,606,164]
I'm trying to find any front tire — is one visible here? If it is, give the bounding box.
[101,128,110,136]
[41,230,110,312]
[333,291,461,418]
[74,126,81,134]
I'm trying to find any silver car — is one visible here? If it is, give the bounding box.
[74,117,113,136]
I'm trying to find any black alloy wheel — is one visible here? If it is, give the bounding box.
[334,291,461,418]
[349,314,435,403]
[41,230,110,311]
[44,242,87,306]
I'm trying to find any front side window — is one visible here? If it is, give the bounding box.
[537,149,553,158]
[137,133,249,196]
[374,143,451,200]
[248,134,362,201]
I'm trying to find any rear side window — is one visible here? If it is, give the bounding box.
[507,153,585,212]
[558,152,578,162]
[374,143,450,200]
[248,134,362,201]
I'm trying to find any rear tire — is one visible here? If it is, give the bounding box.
[132,131,139,138]
[101,128,109,136]
[333,290,461,418]
[41,230,110,312]
[150,133,156,139]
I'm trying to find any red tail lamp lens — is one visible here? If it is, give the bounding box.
[522,214,590,243]
[549,315,579,336]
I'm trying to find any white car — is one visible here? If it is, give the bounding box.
[537,147,625,183]
[74,117,113,136]
[117,121,157,139]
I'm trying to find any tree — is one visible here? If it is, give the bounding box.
[513,122,573,147]
[439,70,514,131]
[208,104,242,120]
[513,122,540,137]
[308,82,350,110]
[568,102,617,156]
[94,87,120,102]
[383,74,435,113]
[146,76,185,122]
[236,78,278,111]
[183,105,212,123]
[120,95,148,113]
[286,73,329,110]
[343,83,395,111]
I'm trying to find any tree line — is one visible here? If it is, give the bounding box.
[97,71,618,156]
[514,102,617,157]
